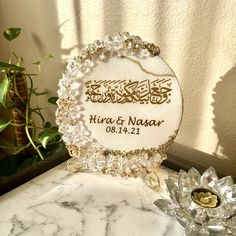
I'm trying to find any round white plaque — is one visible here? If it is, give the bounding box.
[56,33,182,177]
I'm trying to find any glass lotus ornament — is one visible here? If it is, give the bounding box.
[154,167,236,235]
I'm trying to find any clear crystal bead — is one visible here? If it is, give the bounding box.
[73,137,89,146]
[87,158,97,171]
[84,59,94,67]
[111,32,123,43]
[75,71,85,79]
[96,160,106,171]
[87,43,96,51]
[144,172,160,190]
[115,158,123,174]
[99,53,106,60]
[201,167,218,188]
[67,158,83,172]
[124,166,132,175]
[138,49,150,58]
[104,35,113,44]
[106,159,113,168]
[153,199,175,216]
[130,164,139,172]
[78,63,90,74]
[116,49,126,57]
[121,32,130,40]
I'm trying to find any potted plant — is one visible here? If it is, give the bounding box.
[0,27,69,195]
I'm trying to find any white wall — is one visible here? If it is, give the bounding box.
[0,0,235,173]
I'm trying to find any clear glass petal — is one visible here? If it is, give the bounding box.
[206,218,231,234]
[188,167,201,188]
[165,179,181,206]
[228,216,236,235]
[205,203,230,219]
[198,226,210,236]
[200,167,218,188]
[174,208,191,226]
[218,200,232,219]
[178,169,189,193]
[224,184,236,216]
[185,222,209,236]
[153,199,175,216]
[224,184,236,202]
[191,208,209,224]
[168,173,178,185]
[228,200,236,217]
[217,176,234,195]
[179,192,192,209]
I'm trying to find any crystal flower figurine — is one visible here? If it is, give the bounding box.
[154,167,236,235]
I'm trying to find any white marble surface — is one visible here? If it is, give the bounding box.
[0,162,185,236]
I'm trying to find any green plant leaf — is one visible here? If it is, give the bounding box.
[0,119,11,133]
[31,88,48,96]
[0,61,25,72]
[16,57,24,67]
[39,126,61,149]
[0,154,20,176]
[3,27,21,41]
[17,155,38,172]
[48,97,58,104]
[32,61,41,65]
[44,122,51,128]
[43,54,54,59]
[32,54,53,66]
[0,153,39,176]
[36,91,48,96]
[0,76,10,108]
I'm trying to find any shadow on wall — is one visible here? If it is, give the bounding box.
[166,65,236,180]
[103,0,122,35]
[212,65,236,160]
[176,1,220,147]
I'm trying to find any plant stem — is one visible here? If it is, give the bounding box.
[13,74,25,104]
[9,73,32,152]
[13,143,31,155]
[25,103,44,160]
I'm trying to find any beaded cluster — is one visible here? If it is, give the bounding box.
[56,32,176,183]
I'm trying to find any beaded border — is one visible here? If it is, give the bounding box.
[56,32,179,180]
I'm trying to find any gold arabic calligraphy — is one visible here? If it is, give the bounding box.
[85,79,172,104]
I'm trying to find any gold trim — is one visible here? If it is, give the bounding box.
[124,56,175,78]
[102,130,177,158]
[67,130,177,160]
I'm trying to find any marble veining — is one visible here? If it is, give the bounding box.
[0,163,185,236]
